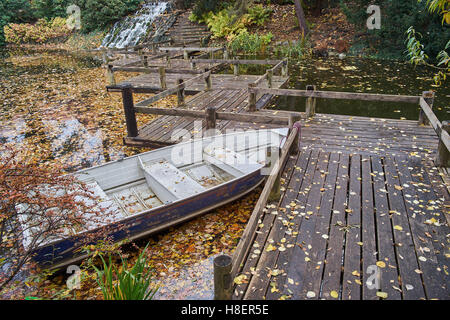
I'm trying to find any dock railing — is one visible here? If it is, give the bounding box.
[246,85,449,167]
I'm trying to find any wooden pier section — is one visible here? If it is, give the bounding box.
[229,92,450,300]
[106,48,449,300]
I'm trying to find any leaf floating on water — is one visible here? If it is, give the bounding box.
[376,291,388,299]
[306,291,316,298]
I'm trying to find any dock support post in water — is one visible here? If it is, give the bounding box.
[106,64,116,86]
[282,59,288,77]
[177,78,185,108]
[267,146,281,202]
[289,114,302,155]
[419,91,435,126]
[267,69,273,88]
[159,67,167,90]
[248,83,257,112]
[305,85,316,118]
[121,84,138,138]
[214,255,232,300]
[436,120,450,167]
[206,106,217,131]
[204,69,212,91]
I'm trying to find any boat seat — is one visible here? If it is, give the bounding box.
[203,146,262,175]
[139,158,205,203]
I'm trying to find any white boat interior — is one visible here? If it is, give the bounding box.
[19,129,288,248]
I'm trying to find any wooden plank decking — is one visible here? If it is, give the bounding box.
[233,147,449,300]
[116,73,288,93]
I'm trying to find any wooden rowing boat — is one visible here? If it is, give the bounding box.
[22,128,288,268]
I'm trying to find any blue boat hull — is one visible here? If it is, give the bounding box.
[32,170,264,269]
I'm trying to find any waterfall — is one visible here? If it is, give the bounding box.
[101,1,171,49]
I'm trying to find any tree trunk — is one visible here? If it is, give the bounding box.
[312,0,325,17]
[294,0,309,35]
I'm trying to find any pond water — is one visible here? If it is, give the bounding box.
[0,48,448,299]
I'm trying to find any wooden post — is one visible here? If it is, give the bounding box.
[121,84,138,138]
[305,85,316,118]
[267,69,273,88]
[233,62,239,76]
[190,58,196,70]
[204,70,212,91]
[159,66,167,90]
[177,78,185,108]
[282,60,288,77]
[205,106,216,130]
[436,121,450,167]
[101,50,108,64]
[419,91,435,126]
[248,83,257,112]
[266,146,281,202]
[143,55,148,67]
[223,49,229,60]
[183,50,189,60]
[106,64,116,86]
[289,114,301,155]
[214,255,232,300]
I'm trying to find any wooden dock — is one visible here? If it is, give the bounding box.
[105,50,449,300]
[228,92,450,300]
[233,148,449,300]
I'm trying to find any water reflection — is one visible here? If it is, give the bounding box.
[275,56,450,121]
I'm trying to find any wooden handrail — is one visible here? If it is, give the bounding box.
[419,97,450,152]
[248,87,421,103]
[230,125,300,279]
[190,58,283,65]
[134,106,289,125]
[134,71,211,107]
[159,46,225,52]
[111,66,203,74]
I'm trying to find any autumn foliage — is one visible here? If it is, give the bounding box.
[0,146,105,291]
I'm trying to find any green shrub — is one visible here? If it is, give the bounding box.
[4,18,70,44]
[0,0,35,46]
[228,29,273,54]
[189,0,225,23]
[31,0,71,20]
[247,4,272,26]
[93,244,158,300]
[74,0,142,33]
[205,9,251,39]
[341,0,450,61]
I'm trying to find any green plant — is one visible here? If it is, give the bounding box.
[204,9,251,39]
[247,4,272,26]
[31,0,71,20]
[74,0,142,33]
[0,0,35,46]
[228,29,273,54]
[4,18,70,44]
[341,0,450,60]
[92,244,158,300]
